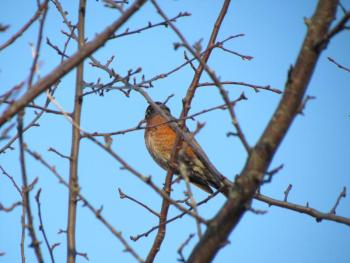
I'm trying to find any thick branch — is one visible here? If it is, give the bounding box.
[188,1,339,262]
[67,0,86,262]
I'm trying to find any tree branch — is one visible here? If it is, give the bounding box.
[188,1,339,262]
[0,1,48,51]
[255,192,350,227]
[0,0,148,128]
[67,0,85,261]
[18,111,44,263]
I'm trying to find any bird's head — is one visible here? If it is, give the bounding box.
[145,102,171,120]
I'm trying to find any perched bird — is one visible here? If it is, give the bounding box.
[144,102,228,194]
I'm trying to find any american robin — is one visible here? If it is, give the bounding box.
[144,102,227,194]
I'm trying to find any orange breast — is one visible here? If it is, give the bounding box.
[145,114,197,169]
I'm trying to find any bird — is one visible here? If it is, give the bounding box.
[144,101,229,195]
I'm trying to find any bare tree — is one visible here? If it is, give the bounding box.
[1,0,349,262]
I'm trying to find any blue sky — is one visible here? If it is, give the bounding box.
[1,1,350,262]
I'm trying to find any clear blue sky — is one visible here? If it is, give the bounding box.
[1,1,349,262]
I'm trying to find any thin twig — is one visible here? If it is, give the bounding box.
[298,95,316,115]
[262,164,284,184]
[197,81,282,94]
[330,187,346,214]
[28,0,49,88]
[327,56,350,73]
[0,165,22,194]
[110,12,191,39]
[18,111,44,262]
[25,148,144,262]
[4,100,69,115]
[118,188,160,217]
[0,201,22,212]
[177,233,195,262]
[0,2,48,51]
[255,192,350,226]
[35,189,56,263]
[0,0,148,127]
[217,45,253,60]
[322,11,350,46]
[283,184,292,202]
[21,195,26,263]
[0,117,40,154]
[48,147,71,160]
[131,191,219,242]
[45,90,207,224]
[151,0,251,154]
[84,96,245,138]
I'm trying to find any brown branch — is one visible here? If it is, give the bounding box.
[1,100,69,115]
[35,189,56,263]
[18,111,44,263]
[85,134,207,224]
[110,12,191,39]
[0,2,48,51]
[67,0,86,261]
[85,96,245,138]
[45,85,208,221]
[197,81,282,94]
[61,27,76,61]
[135,90,232,196]
[0,123,15,141]
[145,167,175,263]
[177,233,195,262]
[0,98,64,154]
[151,0,251,154]
[0,24,10,32]
[134,1,235,201]
[323,11,350,44]
[188,1,339,262]
[255,193,350,227]
[0,165,22,194]
[130,191,219,242]
[118,188,160,217]
[327,56,350,73]
[21,193,26,263]
[179,0,231,124]
[0,117,39,154]
[217,45,253,60]
[330,186,346,214]
[262,164,284,184]
[76,251,89,261]
[103,0,126,13]
[83,119,145,137]
[298,95,316,115]
[46,37,70,59]
[0,201,22,212]
[338,2,347,14]
[283,184,293,202]
[48,147,71,160]
[179,163,202,238]
[146,117,205,261]
[82,34,241,97]
[25,148,144,262]
[246,205,267,215]
[28,0,49,88]
[146,116,208,263]
[0,0,148,127]
[0,81,25,103]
